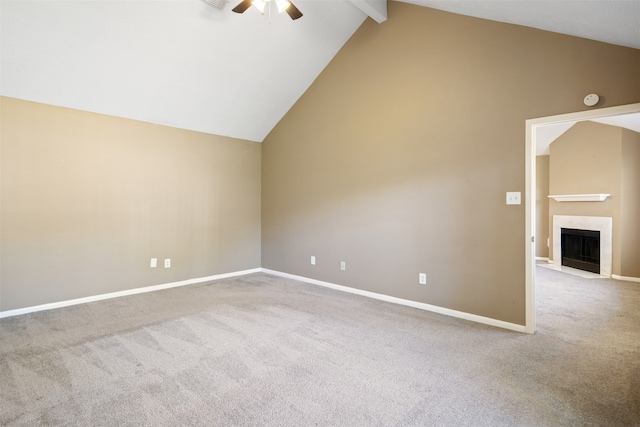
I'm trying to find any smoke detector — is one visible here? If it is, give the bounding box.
[583,94,600,107]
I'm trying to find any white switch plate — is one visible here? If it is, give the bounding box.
[340,261,346,271]
[506,192,521,205]
[150,258,157,268]
[164,259,171,268]
[311,256,316,265]
[419,273,427,285]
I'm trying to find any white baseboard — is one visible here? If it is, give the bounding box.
[1,267,530,333]
[261,268,527,333]
[535,257,549,261]
[0,268,262,319]
[611,274,640,283]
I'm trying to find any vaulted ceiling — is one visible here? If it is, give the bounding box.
[1,0,639,142]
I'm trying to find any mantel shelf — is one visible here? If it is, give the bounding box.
[548,194,610,202]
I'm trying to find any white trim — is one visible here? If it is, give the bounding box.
[525,103,640,335]
[525,117,536,334]
[548,194,610,202]
[535,257,549,261]
[0,268,262,319]
[612,274,640,283]
[261,268,527,333]
[348,0,387,24]
[4,261,635,330]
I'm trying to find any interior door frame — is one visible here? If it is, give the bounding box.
[525,102,640,334]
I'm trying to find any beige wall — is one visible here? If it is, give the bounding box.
[262,2,640,325]
[548,121,640,277]
[3,4,639,323]
[0,97,261,311]
[621,128,640,278]
[536,155,550,259]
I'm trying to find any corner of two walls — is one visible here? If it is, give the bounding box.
[0,96,262,312]
[261,2,640,325]
[548,121,640,278]
[3,4,640,320]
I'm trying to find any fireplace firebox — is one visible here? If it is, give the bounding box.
[561,228,601,274]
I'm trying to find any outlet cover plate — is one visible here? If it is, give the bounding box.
[506,192,521,205]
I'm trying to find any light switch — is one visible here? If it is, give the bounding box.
[506,192,521,205]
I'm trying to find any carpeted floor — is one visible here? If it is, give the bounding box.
[1,267,639,426]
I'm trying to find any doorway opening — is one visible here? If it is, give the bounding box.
[524,102,640,334]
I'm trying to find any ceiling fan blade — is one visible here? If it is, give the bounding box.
[285,2,303,20]
[232,0,253,13]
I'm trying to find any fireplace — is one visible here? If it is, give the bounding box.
[552,215,612,277]
[561,228,600,273]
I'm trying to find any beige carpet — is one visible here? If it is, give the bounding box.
[1,267,639,426]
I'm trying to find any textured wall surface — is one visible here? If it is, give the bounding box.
[1,97,262,311]
[262,3,640,325]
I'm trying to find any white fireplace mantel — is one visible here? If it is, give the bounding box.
[548,194,610,202]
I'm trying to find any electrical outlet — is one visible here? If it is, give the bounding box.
[311,256,316,265]
[164,259,171,268]
[419,273,427,285]
[340,261,346,271]
[150,258,157,268]
[506,191,521,205]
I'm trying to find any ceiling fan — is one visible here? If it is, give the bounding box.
[232,0,303,20]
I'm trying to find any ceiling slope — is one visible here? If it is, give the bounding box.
[0,0,367,142]
[402,0,640,50]
[537,113,640,156]
[1,1,638,142]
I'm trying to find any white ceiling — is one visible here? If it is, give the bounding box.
[1,0,639,142]
[403,0,640,50]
